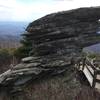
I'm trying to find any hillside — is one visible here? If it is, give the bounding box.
[0,22,28,48]
[0,34,20,48]
[0,22,28,35]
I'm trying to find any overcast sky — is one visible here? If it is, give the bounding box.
[0,0,100,22]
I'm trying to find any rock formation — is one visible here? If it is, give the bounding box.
[0,7,100,96]
[26,7,100,56]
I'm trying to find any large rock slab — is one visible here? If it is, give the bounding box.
[25,7,100,56]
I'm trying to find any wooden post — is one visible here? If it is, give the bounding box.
[82,58,86,71]
[92,70,97,88]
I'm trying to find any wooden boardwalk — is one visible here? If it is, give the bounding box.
[75,58,100,89]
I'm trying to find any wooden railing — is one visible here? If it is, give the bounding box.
[76,57,100,89]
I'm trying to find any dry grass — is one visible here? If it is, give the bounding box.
[75,87,100,100]
[10,68,81,100]
[0,67,99,100]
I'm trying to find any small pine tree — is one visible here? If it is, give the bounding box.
[14,32,33,59]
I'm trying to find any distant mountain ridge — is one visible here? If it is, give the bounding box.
[0,22,28,35]
[0,22,28,48]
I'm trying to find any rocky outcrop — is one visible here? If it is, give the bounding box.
[26,7,100,56]
[0,7,100,95]
[0,56,71,88]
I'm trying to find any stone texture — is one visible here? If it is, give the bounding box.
[0,7,100,96]
[25,7,100,57]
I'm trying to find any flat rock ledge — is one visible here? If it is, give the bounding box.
[0,55,72,92]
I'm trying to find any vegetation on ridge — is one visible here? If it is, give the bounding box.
[14,32,33,59]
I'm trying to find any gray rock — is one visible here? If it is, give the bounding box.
[13,62,41,70]
[14,76,32,86]
[0,7,100,92]
[26,7,100,56]
[21,56,40,63]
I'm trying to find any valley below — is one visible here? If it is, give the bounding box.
[0,22,28,48]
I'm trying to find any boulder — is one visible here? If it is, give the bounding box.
[25,7,100,57]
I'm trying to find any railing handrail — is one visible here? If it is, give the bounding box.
[85,57,97,70]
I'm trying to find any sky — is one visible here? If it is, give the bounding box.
[0,0,100,22]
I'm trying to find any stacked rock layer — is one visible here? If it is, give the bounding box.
[0,7,100,90]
